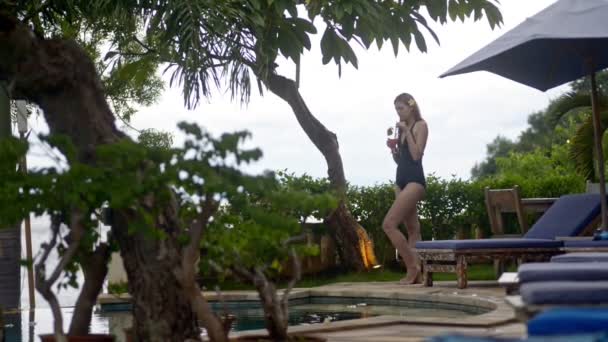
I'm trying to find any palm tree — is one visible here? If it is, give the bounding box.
[547,72,608,181]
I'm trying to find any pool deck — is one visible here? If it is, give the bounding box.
[98,280,525,341]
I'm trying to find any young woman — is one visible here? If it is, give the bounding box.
[383,93,428,285]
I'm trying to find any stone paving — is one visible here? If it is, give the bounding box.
[99,280,525,342]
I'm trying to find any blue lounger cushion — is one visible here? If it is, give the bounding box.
[522,193,601,239]
[521,281,608,305]
[426,333,608,342]
[564,240,608,248]
[528,308,608,336]
[552,252,608,263]
[518,262,608,283]
[426,335,522,342]
[415,238,561,250]
[416,193,601,250]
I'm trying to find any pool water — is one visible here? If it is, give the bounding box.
[3,297,489,341]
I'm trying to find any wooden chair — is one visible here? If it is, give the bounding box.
[484,185,528,276]
[485,185,528,237]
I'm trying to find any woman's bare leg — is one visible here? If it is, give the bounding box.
[383,183,425,284]
[404,206,422,249]
[404,205,423,282]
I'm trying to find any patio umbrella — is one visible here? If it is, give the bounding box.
[440,0,608,231]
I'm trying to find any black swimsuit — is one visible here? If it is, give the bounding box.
[395,122,426,190]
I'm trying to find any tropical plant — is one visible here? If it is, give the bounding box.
[546,87,608,181]
[0,122,334,341]
[473,71,608,181]
[347,182,396,265]
[203,179,335,340]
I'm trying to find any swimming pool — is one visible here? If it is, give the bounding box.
[3,296,490,341]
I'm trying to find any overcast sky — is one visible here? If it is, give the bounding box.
[25,1,568,187]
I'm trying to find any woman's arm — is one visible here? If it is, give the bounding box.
[403,121,428,161]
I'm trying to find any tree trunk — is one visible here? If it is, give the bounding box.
[68,244,110,335]
[264,73,367,271]
[0,15,202,341]
[112,209,200,342]
[255,279,288,341]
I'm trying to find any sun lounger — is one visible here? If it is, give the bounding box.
[500,253,608,293]
[522,281,608,306]
[426,332,608,342]
[563,240,608,253]
[500,260,608,295]
[506,280,608,322]
[416,194,602,289]
[527,308,608,336]
[551,252,608,263]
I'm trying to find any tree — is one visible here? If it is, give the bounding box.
[471,135,516,178]
[546,90,608,182]
[0,1,502,339]
[470,72,608,180]
[542,70,608,181]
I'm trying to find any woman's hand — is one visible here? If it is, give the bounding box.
[396,121,409,133]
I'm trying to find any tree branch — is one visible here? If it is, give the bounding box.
[175,197,226,342]
[281,246,300,311]
[35,214,66,341]
[36,210,86,340]
[133,36,156,53]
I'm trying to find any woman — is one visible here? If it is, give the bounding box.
[383,93,428,285]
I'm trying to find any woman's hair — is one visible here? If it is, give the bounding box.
[394,93,422,122]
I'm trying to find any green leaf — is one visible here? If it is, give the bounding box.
[293,17,317,34]
[339,38,358,68]
[390,35,399,57]
[411,12,440,46]
[320,28,335,65]
[448,0,458,22]
[413,30,427,53]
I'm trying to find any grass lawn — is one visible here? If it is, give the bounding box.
[209,263,510,291]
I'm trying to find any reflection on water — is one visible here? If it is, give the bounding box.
[3,308,132,342]
[3,300,484,342]
[3,306,363,341]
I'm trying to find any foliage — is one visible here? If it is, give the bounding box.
[137,128,174,149]
[0,124,254,279]
[107,281,129,295]
[6,0,496,109]
[276,167,584,265]
[473,71,608,180]
[275,170,333,223]
[418,174,479,240]
[347,182,395,265]
[201,185,336,281]
[23,2,164,122]
[569,110,608,181]
[471,136,517,179]
[571,70,608,97]
[546,84,608,182]
[0,122,337,339]
[199,169,336,282]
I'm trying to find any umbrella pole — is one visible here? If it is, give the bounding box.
[590,71,608,231]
